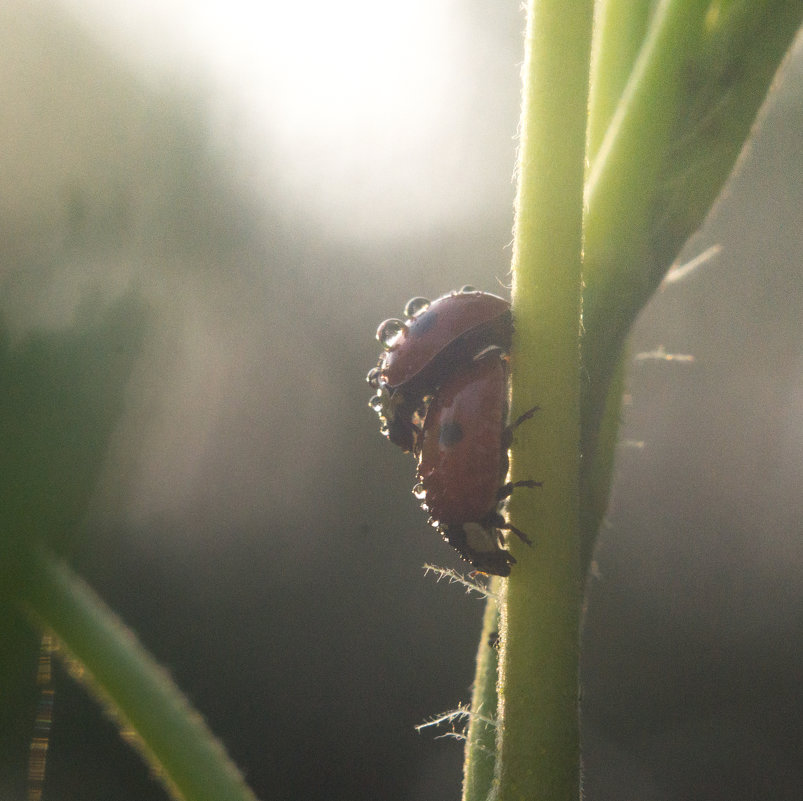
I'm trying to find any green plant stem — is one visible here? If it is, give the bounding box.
[579,350,626,573]
[581,0,801,564]
[462,584,501,801]
[16,543,259,801]
[494,0,593,798]
[583,0,710,430]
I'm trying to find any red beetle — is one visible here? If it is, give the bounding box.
[368,288,512,451]
[414,346,538,576]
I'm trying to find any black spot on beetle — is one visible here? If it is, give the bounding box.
[439,421,464,447]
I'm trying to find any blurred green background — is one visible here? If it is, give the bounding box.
[1,2,801,799]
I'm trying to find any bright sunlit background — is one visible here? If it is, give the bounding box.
[1,1,801,800]
[59,0,516,238]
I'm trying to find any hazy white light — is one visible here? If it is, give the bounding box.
[59,0,475,237]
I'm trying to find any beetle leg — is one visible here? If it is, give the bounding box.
[509,405,540,430]
[486,511,533,547]
[494,481,539,546]
[502,405,540,448]
[497,479,541,502]
[497,521,532,545]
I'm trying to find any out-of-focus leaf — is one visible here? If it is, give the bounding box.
[0,290,147,795]
[0,292,146,551]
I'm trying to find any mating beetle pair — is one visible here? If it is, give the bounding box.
[367,288,538,576]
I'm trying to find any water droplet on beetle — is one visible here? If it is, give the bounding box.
[403,297,430,318]
[376,318,405,348]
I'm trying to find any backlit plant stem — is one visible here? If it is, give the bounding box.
[495,1,593,799]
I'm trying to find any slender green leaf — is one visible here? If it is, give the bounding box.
[16,544,260,801]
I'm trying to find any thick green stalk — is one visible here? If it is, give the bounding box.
[16,544,259,801]
[493,1,592,799]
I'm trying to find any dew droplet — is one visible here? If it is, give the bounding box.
[376,318,405,348]
[403,297,430,318]
[460,285,477,293]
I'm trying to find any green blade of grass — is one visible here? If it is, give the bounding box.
[15,543,260,801]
